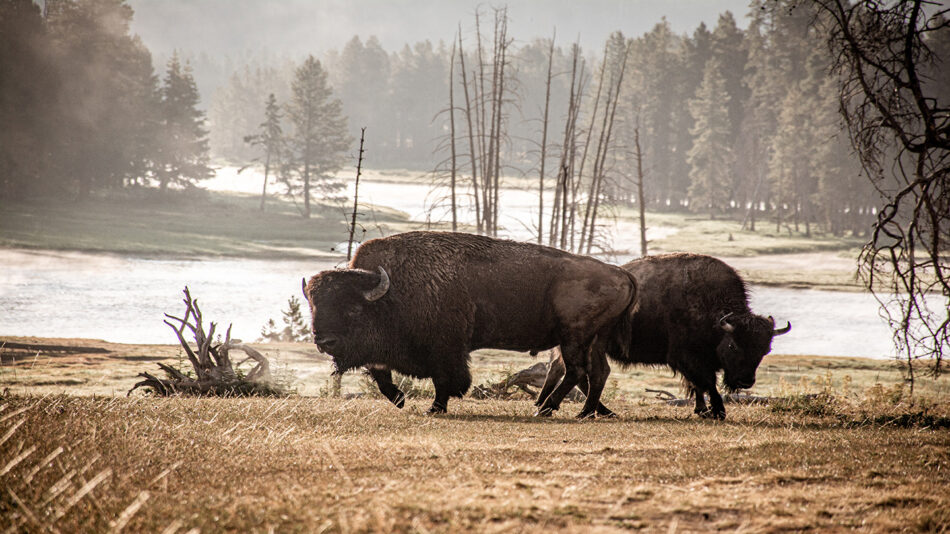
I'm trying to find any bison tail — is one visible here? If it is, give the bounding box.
[608,270,640,361]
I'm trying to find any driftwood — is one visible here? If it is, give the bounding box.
[128,287,285,397]
[470,359,585,402]
[646,388,774,406]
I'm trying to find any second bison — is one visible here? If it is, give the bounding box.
[303,231,638,417]
[538,253,791,420]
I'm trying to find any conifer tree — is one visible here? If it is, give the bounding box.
[285,55,350,218]
[667,22,712,199]
[245,93,283,210]
[687,58,733,218]
[768,86,812,233]
[156,52,212,191]
[0,0,56,199]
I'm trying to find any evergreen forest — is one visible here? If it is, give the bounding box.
[3,0,949,241]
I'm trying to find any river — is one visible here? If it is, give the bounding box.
[0,168,905,358]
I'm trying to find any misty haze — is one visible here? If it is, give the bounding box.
[1,0,949,532]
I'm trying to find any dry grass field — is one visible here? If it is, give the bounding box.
[1,338,949,532]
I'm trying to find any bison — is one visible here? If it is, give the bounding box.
[537,253,791,420]
[302,231,638,417]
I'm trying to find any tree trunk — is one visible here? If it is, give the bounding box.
[260,151,270,211]
[449,41,458,232]
[537,34,554,244]
[303,161,311,219]
[457,29,481,234]
[634,125,648,258]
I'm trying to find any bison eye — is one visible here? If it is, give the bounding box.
[315,336,339,351]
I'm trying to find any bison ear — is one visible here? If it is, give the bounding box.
[363,266,390,302]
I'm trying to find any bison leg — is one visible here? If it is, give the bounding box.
[428,362,472,415]
[704,387,726,420]
[534,353,566,409]
[535,342,587,417]
[367,368,405,409]
[577,349,612,419]
[692,388,709,416]
[691,386,725,420]
[536,353,615,417]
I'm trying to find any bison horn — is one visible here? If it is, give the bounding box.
[301,277,308,300]
[719,313,735,333]
[363,266,390,302]
[771,316,792,336]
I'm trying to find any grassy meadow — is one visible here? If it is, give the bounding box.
[0,189,414,259]
[1,338,949,532]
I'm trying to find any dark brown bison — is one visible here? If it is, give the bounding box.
[537,253,791,420]
[302,231,638,417]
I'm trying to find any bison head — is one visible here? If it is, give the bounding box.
[302,266,390,373]
[717,313,791,391]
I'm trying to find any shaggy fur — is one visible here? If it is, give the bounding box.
[304,231,638,416]
[537,253,789,420]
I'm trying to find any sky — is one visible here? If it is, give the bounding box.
[127,0,754,57]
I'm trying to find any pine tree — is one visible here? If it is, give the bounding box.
[281,296,310,342]
[335,36,392,153]
[768,85,813,233]
[0,0,56,199]
[624,21,684,207]
[41,0,160,198]
[687,58,733,218]
[735,13,782,230]
[156,52,212,191]
[244,93,283,210]
[667,22,712,203]
[710,11,749,145]
[285,55,350,218]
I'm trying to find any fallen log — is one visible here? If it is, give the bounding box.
[646,388,776,406]
[470,356,585,402]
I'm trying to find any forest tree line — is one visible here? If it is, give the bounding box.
[0,0,349,215]
[0,0,213,199]
[4,0,949,242]
[188,1,950,241]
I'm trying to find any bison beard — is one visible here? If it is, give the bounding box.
[537,253,791,420]
[303,231,638,417]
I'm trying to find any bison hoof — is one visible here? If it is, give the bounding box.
[576,410,597,420]
[698,409,725,421]
[597,408,618,419]
[426,403,447,415]
[534,406,555,417]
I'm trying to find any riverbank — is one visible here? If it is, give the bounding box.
[1,336,946,400]
[1,187,868,290]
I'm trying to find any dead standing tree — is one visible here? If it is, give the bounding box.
[429,9,514,237]
[548,41,586,250]
[580,34,632,255]
[537,31,556,245]
[814,0,950,389]
[471,6,513,236]
[129,287,285,397]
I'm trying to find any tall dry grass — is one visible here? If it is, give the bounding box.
[1,392,948,533]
